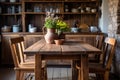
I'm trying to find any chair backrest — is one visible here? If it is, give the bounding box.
[102,37,116,70]
[95,35,104,49]
[91,35,104,62]
[9,37,25,67]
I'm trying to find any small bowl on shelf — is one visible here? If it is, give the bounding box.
[1,26,11,32]
[29,27,37,33]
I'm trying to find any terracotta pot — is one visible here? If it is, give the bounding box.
[44,28,58,44]
[54,39,63,45]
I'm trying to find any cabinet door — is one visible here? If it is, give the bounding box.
[1,34,20,65]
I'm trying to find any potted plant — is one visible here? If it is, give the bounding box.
[54,18,69,45]
[43,12,69,44]
[43,12,59,44]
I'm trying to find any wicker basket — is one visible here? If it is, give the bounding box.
[1,27,11,32]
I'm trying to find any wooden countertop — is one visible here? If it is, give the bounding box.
[1,32,104,35]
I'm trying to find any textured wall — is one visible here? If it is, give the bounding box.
[108,0,120,76]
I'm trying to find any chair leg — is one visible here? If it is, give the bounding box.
[104,71,109,80]
[72,60,79,80]
[41,68,47,80]
[44,68,47,80]
[20,71,24,80]
[16,70,21,80]
[78,69,81,80]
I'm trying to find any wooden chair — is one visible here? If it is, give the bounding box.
[72,35,104,80]
[76,37,116,80]
[9,36,47,80]
[89,35,104,63]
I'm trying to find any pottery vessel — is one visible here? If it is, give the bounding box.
[44,28,57,44]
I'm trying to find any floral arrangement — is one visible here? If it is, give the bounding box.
[44,12,69,33]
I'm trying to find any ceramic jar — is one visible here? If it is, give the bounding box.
[91,9,97,13]
[10,0,16,2]
[44,28,57,44]
[13,25,19,32]
[90,26,98,32]
[71,8,78,13]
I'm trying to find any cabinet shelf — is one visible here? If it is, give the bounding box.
[0,2,22,5]
[64,1,97,3]
[24,1,62,3]
[24,12,62,15]
[63,12,97,15]
[0,0,100,33]
[25,12,45,15]
[1,13,22,15]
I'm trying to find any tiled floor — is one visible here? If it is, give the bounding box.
[0,66,119,80]
[0,67,72,80]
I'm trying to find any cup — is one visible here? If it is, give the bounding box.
[13,25,19,32]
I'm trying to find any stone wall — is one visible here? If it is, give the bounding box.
[108,0,120,76]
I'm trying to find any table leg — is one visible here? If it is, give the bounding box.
[80,54,88,80]
[72,60,78,80]
[35,53,42,80]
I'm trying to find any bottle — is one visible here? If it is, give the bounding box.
[11,6,15,14]
[28,24,33,32]
[18,6,21,13]
[64,5,69,12]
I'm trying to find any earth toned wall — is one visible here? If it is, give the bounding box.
[108,0,120,76]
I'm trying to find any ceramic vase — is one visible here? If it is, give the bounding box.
[44,28,57,44]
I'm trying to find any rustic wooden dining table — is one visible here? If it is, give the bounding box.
[24,38,102,80]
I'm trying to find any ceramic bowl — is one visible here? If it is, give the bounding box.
[1,26,11,32]
[90,26,98,32]
[29,27,37,33]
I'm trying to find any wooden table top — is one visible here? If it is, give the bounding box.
[24,39,101,55]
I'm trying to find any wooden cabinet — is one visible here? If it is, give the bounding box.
[0,0,100,33]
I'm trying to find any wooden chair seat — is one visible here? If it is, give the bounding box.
[21,60,46,68]
[89,63,107,73]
